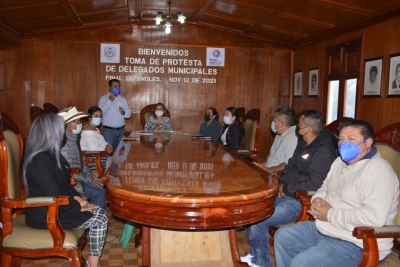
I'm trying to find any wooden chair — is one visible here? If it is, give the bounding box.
[0,111,87,267]
[236,107,245,124]
[269,122,400,267]
[237,108,260,162]
[81,150,108,178]
[43,103,59,113]
[29,105,46,124]
[325,117,353,136]
[140,104,171,129]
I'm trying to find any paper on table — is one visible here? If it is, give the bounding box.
[153,130,173,133]
[122,136,139,141]
[138,131,154,136]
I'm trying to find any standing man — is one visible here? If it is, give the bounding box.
[274,119,399,267]
[98,79,131,149]
[241,110,337,267]
[253,107,298,175]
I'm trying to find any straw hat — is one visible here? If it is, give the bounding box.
[57,106,89,124]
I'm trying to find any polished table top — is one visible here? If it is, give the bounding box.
[106,131,278,230]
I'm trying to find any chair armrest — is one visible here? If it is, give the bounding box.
[271,171,282,180]
[294,190,316,222]
[2,196,69,209]
[81,150,107,177]
[352,226,400,267]
[70,167,80,186]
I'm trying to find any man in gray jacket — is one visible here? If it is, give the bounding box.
[58,106,106,209]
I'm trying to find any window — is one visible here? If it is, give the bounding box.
[324,40,362,124]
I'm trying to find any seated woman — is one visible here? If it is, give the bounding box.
[199,107,222,143]
[80,106,113,154]
[144,103,173,131]
[218,106,245,150]
[23,113,107,267]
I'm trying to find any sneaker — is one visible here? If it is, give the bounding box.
[249,264,262,267]
[240,254,254,265]
[106,234,116,242]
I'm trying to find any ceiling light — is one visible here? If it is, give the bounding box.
[154,1,185,34]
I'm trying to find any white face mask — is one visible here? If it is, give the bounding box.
[223,115,232,125]
[72,123,82,135]
[155,110,164,117]
[91,118,102,127]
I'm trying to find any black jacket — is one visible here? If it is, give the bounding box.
[25,151,92,229]
[280,128,337,197]
[218,120,245,150]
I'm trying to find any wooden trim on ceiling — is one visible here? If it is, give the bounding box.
[73,6,128,17]
[205,11,253,25]
[0,14,25,37]
[222,0,273,14]
[0,2,58,12]
[0,24,22,44]
[259,24,309,38]
[188,0,216,22]
[308,0,372,15]
[58,0,82,26]
[294,5,400,48]
[193,22,293,49]
[128,0,142,20]
[242,0,303,34]
[279,13,334,28]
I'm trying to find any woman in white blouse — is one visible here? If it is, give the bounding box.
[80,106,113,154]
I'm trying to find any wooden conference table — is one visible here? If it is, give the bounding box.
[105,131,278,267]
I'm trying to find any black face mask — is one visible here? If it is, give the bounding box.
[204,114,211,122]
[295,125,303,139]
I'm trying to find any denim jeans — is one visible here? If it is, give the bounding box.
[247,196,301,267]
[102,127,125,150]
[83,181,106,209]
[274,221,363,267]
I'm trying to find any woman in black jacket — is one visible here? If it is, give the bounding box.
[218,106,245,150]
[23,113,107,267]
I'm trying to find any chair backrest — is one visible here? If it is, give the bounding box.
[0,111,23,201]
[236,107,245,124]
[43,103,59,113]
[29,106,46,124]
[325,117,353,137]
[140,104,171,129]
[374,122,400,225]
[242,108,260,152]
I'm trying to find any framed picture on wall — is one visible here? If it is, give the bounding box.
[388,53,400,97]
[363,57,382,97]
[308,68,319,96]
[294,71,303,97]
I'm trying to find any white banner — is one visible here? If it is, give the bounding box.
[100,44,120,63]
[206,48,225,67]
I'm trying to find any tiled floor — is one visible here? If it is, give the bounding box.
[20,207,251,267]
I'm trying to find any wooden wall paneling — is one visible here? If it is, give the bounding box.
[292,16,400,131]
[0,25,291,161]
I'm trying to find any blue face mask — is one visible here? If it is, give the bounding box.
[338,140,366,163]
[111,87,120,96]
[91,118,102,127]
